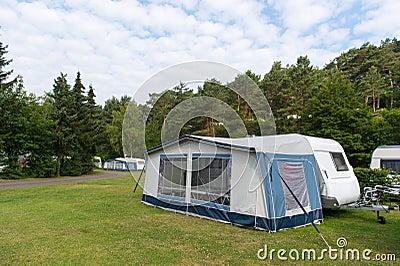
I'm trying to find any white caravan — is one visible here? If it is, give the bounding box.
[370,146,400,173]
[93,156,102,168]
[301,135,360,207]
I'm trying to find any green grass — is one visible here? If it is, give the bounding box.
[0,175,399,265]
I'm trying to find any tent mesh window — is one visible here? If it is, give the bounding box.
[278,161,310,211]
[127,162,137,171]
[381,160,400,173]
[158,156,187,197]
[191,156,231,206]
[115,161,124,170]
[330,152,349,171]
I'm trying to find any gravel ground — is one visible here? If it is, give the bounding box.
[0,171,129,190]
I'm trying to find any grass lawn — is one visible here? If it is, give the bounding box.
[0,174,399,265]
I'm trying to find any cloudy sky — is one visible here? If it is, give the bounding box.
[0,0,399,104]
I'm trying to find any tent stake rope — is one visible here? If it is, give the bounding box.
[133,165,145,194]
[277,171,331,249]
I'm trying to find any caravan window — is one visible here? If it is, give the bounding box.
[158,156,187,197]
[278,162,310,211]
[191,155,231,206]
[381,160,400,173]
[330,152,349,171]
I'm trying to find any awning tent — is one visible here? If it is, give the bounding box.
[104,157,145,171]
[142,134,323,232]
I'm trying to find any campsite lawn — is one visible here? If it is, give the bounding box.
[0,174,399,265]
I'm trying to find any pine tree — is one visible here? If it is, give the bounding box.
[0,39,56,178]
[49,73,72,177]
[0,41,15,87]
[0,41,25,177]
[66,71,87,175]
[273,56,319,134]
[83,84,101,171]
[23,96,57,177]
[361,66,386,112]
[198,80,230,137]
[0,76,28,177]
[305,69,373,166]
[86,85,98,156]
[260,61,291,133]
[0,41,18,142]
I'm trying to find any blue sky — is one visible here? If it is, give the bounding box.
[0,0,399,104]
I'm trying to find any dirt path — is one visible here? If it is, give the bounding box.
[0,171,129,190]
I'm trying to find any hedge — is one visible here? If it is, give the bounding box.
[353,167,398,189]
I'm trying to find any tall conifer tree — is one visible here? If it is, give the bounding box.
[49,73,72,177]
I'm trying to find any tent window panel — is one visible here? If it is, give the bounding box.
[381,160,400,173]
[278,162,310,211]
[191,156,231,206]
[330,152,349,171]
[116,161,124,169]
[127,162,136,170]
[158,157,187,198]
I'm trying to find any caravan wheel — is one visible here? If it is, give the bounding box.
[377,216,386,224]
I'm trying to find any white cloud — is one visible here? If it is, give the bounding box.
[0,0,397,104]
[267,0,339,31]
[354,0,400,41]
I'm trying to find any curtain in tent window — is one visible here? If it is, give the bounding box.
[278,161,310,211]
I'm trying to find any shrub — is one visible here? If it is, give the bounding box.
[354,168,400,203]
[353,167,394,189]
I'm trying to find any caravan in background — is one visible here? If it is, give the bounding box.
[370,146,400,173]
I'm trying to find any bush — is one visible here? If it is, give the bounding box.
[24,157,57,178]
[354,167,395,189]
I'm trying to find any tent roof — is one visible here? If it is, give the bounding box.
[108,157,144,162]
[147,134,343,155]
[146,135,255,154]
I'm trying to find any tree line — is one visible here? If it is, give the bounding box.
[0,40,139,178]
[1,37,399,178]
[145,38,400,168]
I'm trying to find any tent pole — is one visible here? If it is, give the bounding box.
[133,165,145,194]
[277,171,331,248]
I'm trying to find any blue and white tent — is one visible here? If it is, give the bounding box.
[104,157,145,171]
[142,134,324,232]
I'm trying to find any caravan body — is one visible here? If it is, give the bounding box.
[370,146,400,173]
[302,136,360,207]
[93,156,102,168]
